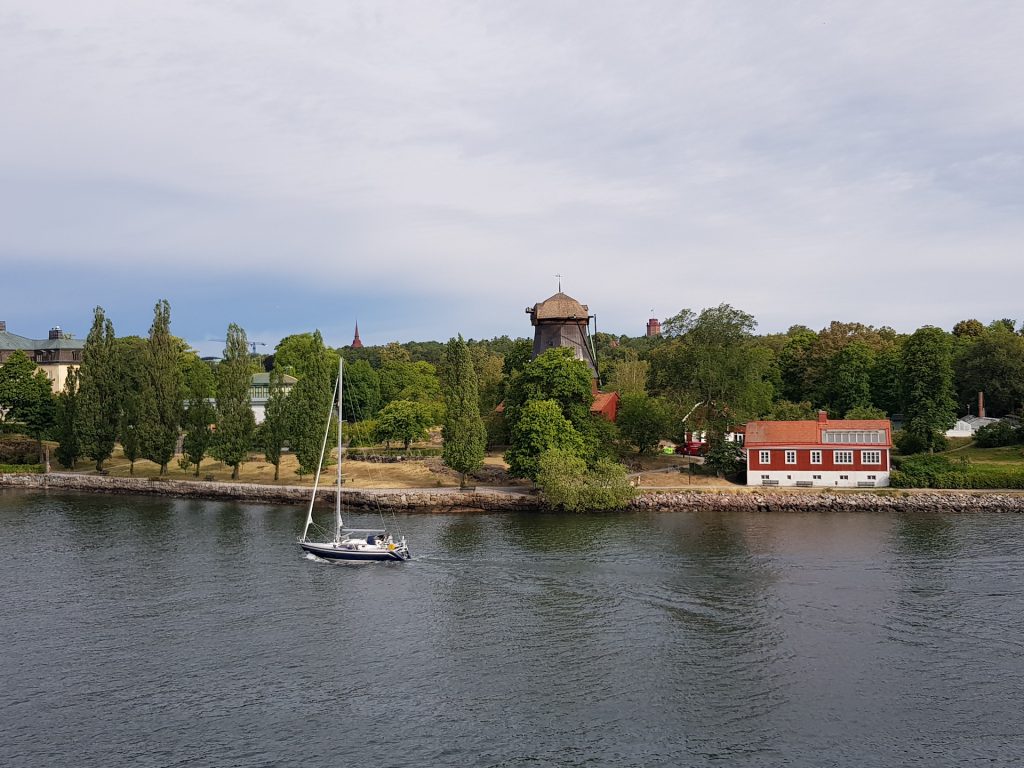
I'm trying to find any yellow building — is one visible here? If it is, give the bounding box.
[0,321,85,393]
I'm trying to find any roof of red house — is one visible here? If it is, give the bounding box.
[591,391,619,419]
[745,416,891,447]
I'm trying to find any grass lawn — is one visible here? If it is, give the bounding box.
[48,444,523,489]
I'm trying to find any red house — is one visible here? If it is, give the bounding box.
[745,411,892,488]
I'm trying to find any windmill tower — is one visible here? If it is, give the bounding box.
[525,289,598,382]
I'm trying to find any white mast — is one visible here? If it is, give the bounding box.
[335,357,344,541]
[301,371,339,543]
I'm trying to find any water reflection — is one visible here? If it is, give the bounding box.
[893,511,959,557]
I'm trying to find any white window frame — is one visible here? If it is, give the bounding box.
[759,450,771,465]
[861,450,881,465]
[834,450,854,464]
[785,450,797,464]
[810,450,822,465]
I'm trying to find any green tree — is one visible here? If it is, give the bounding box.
[54,367,81,469]
[827,341,874,416]
[77,307,120,471]
[504,347,594,430]
[703,440,745,478]
[764,400,817,421]
[138,300,182,474]
[341,358,381,422]
[441,335,487,487]
[606,351,650,397]
[617,393,672,454]
[374,399,432,450]
[844,405,887,419]
[213,324,256,479]
[287,330,334,475]
[0,350,56,458]
[261,366,290,481]
[113,336,147,474]
[954,324,1024,416]
[777,325,818,402]
[504,399,585,480]
[649,304,773,444]
[274,333,340,380]
[902,326,956,452]
[180,353,216,477]
[870,343,903,416]
[536,447,635,511]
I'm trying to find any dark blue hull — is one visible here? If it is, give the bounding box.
[300,542,410,562]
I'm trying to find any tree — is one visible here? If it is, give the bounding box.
[764,400,817,421]
[902,326,956,452]
[54,367,81,469]
[213,324,256,479]
[777,326,818,402]
[441,335,487,487]
[503,347,594,431]
[536,447,635,511]
[0,350,56,458]
[606,352,650,396]
[649,304,773,443]
[138,300,182,474]
[703,440,745,478]
[261,367,290,481]
[273,333,340,380]
[954,324,1024,416]
[341,358,380,422]
[77,307,120,471]
[617,393,672,454]
[826,341,874,416]
[180,353,216,477]
[374,399,432,450]
[504,399,585,480]
[379,359,443,421]
[287,330,334,475]
[844,405,887,420]
[113,336,147,474]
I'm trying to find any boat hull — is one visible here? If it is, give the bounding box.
[300,541,410,562]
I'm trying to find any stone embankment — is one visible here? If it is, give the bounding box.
[0,472,541,512]
[3,472,1024,512]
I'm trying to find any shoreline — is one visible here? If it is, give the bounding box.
[4,472,1024,513]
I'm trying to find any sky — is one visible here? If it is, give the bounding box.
[2,1,1023,356]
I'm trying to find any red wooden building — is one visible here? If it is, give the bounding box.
[745,411,892,488]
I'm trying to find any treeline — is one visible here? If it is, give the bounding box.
[4,300,1022,485]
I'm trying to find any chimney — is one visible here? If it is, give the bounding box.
[817,410,828,424]
[978,391,986,419]
[49,326,64,340]
[0,320,6,332]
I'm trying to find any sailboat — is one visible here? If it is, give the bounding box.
[299,358,411,562]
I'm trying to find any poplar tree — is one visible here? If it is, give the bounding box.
[181,355,216,477]
[77,307,119,471]
[261,366,289,481]
[213,323,256,480]
[287,330,333,476]
[115,337,147,475]
[54,367,81,469]
[139,300,182,474]
[441,335,486,487]
[902,326,957,453]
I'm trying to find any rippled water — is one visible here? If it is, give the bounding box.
[2,490,1024,767]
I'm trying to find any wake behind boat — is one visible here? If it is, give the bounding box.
[299,358,411,562]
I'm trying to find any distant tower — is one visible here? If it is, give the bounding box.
[350,321,364,349]
[525,290,598,381]
[646,315,661,337]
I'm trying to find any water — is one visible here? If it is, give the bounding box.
[2,490,1023,767]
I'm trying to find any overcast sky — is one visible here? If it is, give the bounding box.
[2,1,1022,355]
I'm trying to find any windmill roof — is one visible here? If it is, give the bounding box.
[529,292,590,321]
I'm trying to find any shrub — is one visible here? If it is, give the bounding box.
[0,435,39,464]
[0,463,44,474]
[344,419,378,448]
[536,447,635,512]
[974,421,1022,448]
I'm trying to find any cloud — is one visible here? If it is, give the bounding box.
[2,1,1023,346]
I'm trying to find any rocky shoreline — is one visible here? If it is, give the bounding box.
[4,471,1024,513]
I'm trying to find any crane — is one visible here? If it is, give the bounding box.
[213,340,267,355]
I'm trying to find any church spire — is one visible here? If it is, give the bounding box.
[351,321,363,349]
